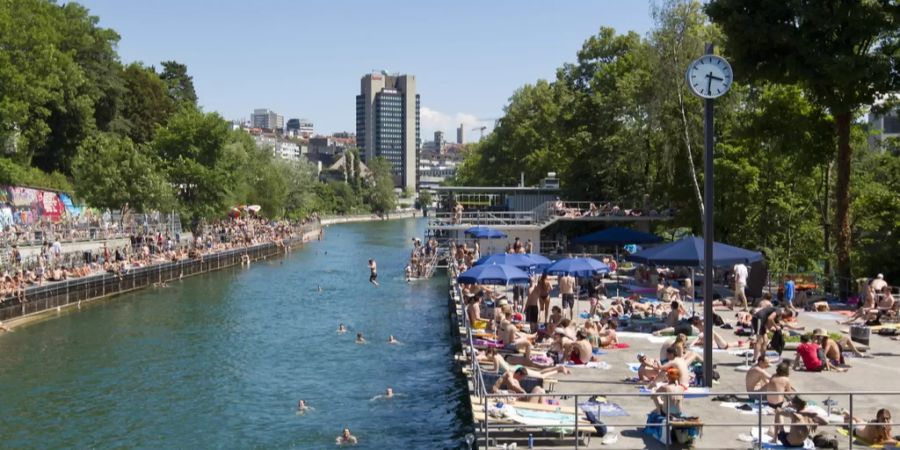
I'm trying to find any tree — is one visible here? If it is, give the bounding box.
[159,61,198,107]
[365,157,397,215]
[706,0,900,295]
[72,133,173,211]
[121,63,175,143]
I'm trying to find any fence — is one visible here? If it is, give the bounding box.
[0,222,322,323]
[448,262,898,450]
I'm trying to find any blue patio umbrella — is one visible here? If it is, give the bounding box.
[571,227,663,246]
[457,263,531,285]
[474,253,539,269]
[544,257,610,277]
[464,226,507,239]
[525,253,552,266]
[624,236,763,268]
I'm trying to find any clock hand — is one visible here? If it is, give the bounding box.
[709,74,724,81]
[706,71,713,94]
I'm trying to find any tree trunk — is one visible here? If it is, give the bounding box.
[821,162,831,287]
[834,112,852,300]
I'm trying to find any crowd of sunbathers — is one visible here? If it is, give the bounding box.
[0,216,305,307]
[456,244,900,447]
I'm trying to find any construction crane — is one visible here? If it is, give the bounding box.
[470,118,499,140]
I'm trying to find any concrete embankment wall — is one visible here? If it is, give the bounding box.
[0,227,322,326]
[319,209,418,226]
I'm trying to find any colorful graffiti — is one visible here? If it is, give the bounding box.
[0,186,81,226]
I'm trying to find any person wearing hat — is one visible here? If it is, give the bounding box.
[815,328,866,367]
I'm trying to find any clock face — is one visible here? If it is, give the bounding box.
[686,55,733,99]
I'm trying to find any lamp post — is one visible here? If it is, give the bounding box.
[686,44,733,387]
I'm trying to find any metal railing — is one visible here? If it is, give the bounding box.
[429,211,538,228]
[449,262,899,449]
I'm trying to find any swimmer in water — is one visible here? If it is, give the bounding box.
[335,427,358,446]
[388,335,399,344]
[356,332,366,344]
[370,387,400,401]
[296,399,313,415]
[368,259,379,286]
[317,285,323,292]
[338,323,347,334]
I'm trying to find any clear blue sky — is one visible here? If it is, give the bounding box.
[79,0,653,141]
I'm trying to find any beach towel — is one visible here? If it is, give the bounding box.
[835,428,889,448]
[627,362,641,373]
[747,427,816,449]
[473,338,503,348]
[611,342,630,349]
[719,401,775,416]
[579,401,629,417]
[564,361,611,370]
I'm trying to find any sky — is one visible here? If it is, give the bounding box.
[78,0,653,142]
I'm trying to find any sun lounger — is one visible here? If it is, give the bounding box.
[469,396,596,445]
[481,372,545,394]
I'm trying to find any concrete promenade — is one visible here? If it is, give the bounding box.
[455,282,900,449]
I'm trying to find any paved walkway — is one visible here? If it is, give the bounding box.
[478,294,900,449]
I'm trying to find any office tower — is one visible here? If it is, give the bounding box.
[355,72,420,190]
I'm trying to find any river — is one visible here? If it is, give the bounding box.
[0,219,470,449]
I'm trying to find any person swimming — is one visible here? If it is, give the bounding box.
[335,427,358,446]
[388,335,399,344]
[337,323,347,334]
[370,387,401,401]
[296,399,313,415]
[356,332,366,344]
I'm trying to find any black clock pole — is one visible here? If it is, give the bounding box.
[702,43,715,388]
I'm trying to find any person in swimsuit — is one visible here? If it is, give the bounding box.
[388,335,399,344]
[842,408,897,445]
[356,333,366,344]
[368,259,378,286]
[652,367,686,417]
[762,361,795,432]
[337,323,347,334]
[491,366,545,403]
[296,399,311,415]
[538,272,553,324]
[336,428,358,446]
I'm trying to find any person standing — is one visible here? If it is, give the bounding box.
[558,273,576,321]
[783,276,797,313]
[538,272,553,324]
[733,262,749,310]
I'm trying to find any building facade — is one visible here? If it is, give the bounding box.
[252,134,302,161]
[868,108,900,150]
[252,109,284,133]
[457,123,464,144]
[355,72,420,191]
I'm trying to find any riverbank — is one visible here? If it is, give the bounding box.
[1,224,321,330]
[319,209,418,226]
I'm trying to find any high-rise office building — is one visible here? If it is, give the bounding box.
[434,131,444,149]
[456,123,464,144]
[355,72,420,190]
[252,109,284,133]
[286,118,314,138]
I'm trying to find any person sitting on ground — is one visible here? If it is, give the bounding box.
[745,355,771,402]
[546,306,563,336]
[491,366,545,404]
[814,328,865,367]
[660,333,688,362]
[637,353,661,382]
[762,361,795,417]
[664,300,686,328]
[595,320,619,348]
[548,328,574,363]
[466,294,483,326]
[567,330,600,365]
[651,367,687,417]
[771,396,828,448]
[841,408,897,446]
[651,346,691,387]
[336,427,358,446]
[499,318,535,358]
[794,334,846,372]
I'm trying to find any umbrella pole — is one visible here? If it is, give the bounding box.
[690,267,695,316]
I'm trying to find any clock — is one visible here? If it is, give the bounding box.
[686,55,733,99]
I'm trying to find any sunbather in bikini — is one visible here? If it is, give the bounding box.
[842,408,897,445]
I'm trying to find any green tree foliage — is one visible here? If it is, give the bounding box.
[121,63,175,144]
[706,0,900,293]
[365,158,397,215]
[457,0,898,286]
[159,61,198,107]
[72,133,173,211]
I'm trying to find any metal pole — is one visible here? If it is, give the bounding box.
[574,394,580,449]
[702,43,716,388]
[849,393,854,450]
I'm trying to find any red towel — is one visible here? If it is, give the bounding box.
[614,342,630,349]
